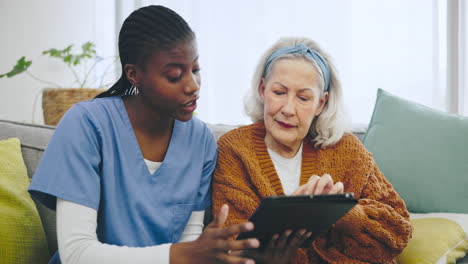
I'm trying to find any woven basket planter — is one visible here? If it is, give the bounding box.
[42,88,105,126]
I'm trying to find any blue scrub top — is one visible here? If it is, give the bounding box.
[29,97,217,263]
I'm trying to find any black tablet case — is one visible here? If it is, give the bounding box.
[237,193,358,247]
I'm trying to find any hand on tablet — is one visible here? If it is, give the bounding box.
[243,229,312,264]
[292,174,344,196]
[171,204,260,264]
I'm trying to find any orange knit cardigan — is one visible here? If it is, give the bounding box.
[212,122,413,264]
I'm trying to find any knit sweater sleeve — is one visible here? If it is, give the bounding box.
[310,138,413,264]
[211,133,261,232]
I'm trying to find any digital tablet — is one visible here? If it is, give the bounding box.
[236,193,358,247]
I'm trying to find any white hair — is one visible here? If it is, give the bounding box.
[244,37,349,148]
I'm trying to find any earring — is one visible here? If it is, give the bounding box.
[125,84,139,96]
[132,85,139,95]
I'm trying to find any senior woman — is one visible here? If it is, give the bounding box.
[212,37,413,264]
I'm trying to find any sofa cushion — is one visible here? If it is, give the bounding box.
[0,137,49,263]
[398,213,468,264]
[0,120,54,178]
[0,120,56,256]
[363,89,468,213]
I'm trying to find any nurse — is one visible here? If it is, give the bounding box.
[29,5,259,264]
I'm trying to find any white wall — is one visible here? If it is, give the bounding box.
[462,0,468,115]
[0,0,116,124]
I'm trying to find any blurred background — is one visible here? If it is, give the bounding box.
[1,0,467,126]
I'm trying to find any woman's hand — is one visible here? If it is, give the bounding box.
[292,174,344,196]
[170,204,260,264]
[243,229,312,264]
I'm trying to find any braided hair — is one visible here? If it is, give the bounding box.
[96,5,195,98]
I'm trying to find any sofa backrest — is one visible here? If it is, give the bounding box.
[206,123,367,141]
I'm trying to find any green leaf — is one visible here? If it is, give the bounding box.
[0,56,32,78]
[63,45,73,54]
[63,54,73,64]
[73,56,80,66]
[82,42,94,51]
[43,48,61,58]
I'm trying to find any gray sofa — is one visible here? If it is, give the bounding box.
[1,119,467,263]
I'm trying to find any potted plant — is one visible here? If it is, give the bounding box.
[0,42,118,125]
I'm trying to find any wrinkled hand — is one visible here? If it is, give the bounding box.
[170,204,260,264]
[292,174,344,196]
[243,229,312,264]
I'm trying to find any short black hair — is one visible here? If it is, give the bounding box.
[96,5,195,98]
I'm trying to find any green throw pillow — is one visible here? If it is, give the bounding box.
[398,213,468,264]
[0,138,49,264]
[363,89,468,213]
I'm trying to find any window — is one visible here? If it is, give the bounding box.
[115,0,464,125]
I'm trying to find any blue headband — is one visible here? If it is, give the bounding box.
[263,44,330,92]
